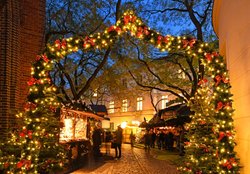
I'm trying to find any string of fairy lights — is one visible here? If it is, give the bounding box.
[0,10,240,173]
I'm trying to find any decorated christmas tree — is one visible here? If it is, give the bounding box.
[0,54,67,173]
[178,51,241,173]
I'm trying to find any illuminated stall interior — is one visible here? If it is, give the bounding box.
[60,108,104,142]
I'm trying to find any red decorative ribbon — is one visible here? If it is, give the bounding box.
[205,52,219,61]
[157,36,163,44]
[182,38,196,48]
[215,75,229,86]
[49,105,57,112]
[55,39,67,50]
[36,54,49,63]
[198,78,208,86]
[222,158,236,170]
[218,131,233,141]
[83,36,95,48]
[27,77,42,86]
[136,26,150,37]
[19,129,32,139]
[123,15,137,24]
[24,102,37,111]
[218,131,226,141]
[108,26,122,34]
[157,35,170,45]
[16,159,32,170]
[216,101,231,111]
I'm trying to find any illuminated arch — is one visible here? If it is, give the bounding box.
[13,11,239,173]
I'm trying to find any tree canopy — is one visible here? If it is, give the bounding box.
[45,0,216,109]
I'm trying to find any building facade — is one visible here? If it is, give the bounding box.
[213,0,250,173]
[106,89,176,133]
[0,0,45,138]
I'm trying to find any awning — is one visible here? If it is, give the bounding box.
[62,108,105,121]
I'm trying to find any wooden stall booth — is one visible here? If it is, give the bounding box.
[59,108,105,172]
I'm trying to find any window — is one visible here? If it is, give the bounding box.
[109,101,115,113]
[122,99,128,112]
[161,95,168,109]
[137,97,143,111]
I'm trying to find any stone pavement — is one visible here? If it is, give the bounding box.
[70,144,179,174]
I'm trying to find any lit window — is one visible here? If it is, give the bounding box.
[161,95,168,109]
[137,97,143,111]
[122,99,128,112]
[109,101,115,114]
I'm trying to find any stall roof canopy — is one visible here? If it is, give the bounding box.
[160,103,191,117]
[62,108,107,121]
[89,105,108,116]
[141,104,192,128]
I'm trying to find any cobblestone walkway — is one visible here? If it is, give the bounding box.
[70,144,179,174]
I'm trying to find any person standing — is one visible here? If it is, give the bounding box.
[114,125,123,159]
[150,130,156,148]
[92,126,102,159]
[105,131,112,155]
[144,130,151,152]
[167,131,174,151]
[129,131,136,148]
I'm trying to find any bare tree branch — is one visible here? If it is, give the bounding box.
[149,89,157,112]
[129,39,190,100]
[127,65,187,102]
[56,62,78,98]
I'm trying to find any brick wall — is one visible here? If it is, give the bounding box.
[19,0,46,107]
[0,0,45,138]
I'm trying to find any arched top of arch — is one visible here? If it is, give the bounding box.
[26,10,226,111]
[45,10,216,60]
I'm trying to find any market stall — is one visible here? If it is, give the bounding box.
[59,108,105,171]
